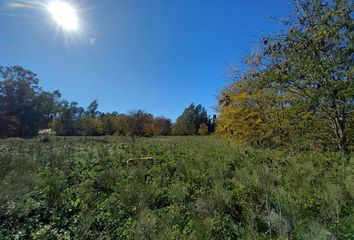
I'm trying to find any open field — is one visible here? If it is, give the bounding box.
[0,136,353,239]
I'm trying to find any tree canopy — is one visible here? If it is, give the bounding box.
[217,0,353,158]
[0,66,60,137]
[173,103,211,135]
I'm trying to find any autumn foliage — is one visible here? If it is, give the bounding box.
[217,0,353,158]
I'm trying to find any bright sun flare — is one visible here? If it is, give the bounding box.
[47,1,78,31]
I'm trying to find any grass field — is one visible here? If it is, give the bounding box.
[0,136,353,239]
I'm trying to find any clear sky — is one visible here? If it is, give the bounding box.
[0,0,292,120]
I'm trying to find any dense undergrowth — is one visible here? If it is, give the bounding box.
[0,136,353,239]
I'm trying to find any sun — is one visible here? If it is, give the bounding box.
[47,1,79,31]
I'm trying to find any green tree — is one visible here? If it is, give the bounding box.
[154,116,172,136]
[100,114,117,135]
[0,66,60,137]
[198,123,209,135]
[76,100,102,136]
[86,100,100,118]
[173,104,210,135]
[52,101,84,135]
[258,0,353,158]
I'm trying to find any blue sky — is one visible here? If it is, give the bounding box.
[0,0,292,120]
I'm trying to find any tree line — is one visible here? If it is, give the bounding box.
[217,0,353,159]
[0,66,214,138]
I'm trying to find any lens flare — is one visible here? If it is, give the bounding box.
[47,1,79,31]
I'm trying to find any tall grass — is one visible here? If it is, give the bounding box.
[0,136,353,239]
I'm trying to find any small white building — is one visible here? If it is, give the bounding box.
[38,128,56,136]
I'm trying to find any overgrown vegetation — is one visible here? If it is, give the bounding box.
[0,136,353,239]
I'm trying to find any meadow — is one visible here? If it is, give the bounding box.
[0,136,353,239]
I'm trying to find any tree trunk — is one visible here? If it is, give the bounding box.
[331,114,349,164]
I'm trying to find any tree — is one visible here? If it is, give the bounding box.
[75,100,102,136]
[173,104,210,135]
[86,100,100,118]
[52,101,84,135]
[258,0,353,159]
[217,0,353,157]
[113,114,129,136]
[0,66,60,137]
[198,123,209,135]
[217,77,321,147]
[209,114,217,133]
[154,117,172,136]
[101,114,117,135]
[93,118,105,136]
[34,90,61,130]
[126,110,154,141]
